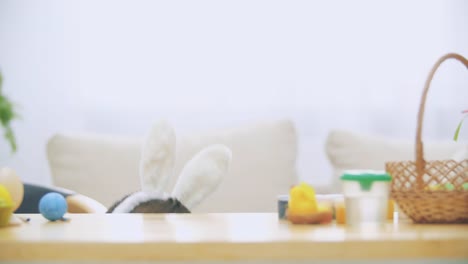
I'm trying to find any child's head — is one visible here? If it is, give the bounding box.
[107,196,189,213]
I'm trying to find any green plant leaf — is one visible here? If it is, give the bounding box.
[4,126,16,153]
[454,116,466,141]
[0,95,15,125]
[0,71,19,153]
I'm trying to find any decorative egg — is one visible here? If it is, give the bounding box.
[0,184,14,227]
[39,192,68,221]
[0,167,24,212]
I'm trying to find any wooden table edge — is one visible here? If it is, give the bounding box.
[1,239,467,261]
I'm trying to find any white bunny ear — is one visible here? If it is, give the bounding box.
[139,120,176,194]
[171,144,232,210]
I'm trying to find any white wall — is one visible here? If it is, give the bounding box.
[0,0,467,187]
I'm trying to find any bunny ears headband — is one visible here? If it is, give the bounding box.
[110,121,232,213]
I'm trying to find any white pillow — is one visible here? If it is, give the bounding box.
[325,130,466,189]
[47,119,298,213]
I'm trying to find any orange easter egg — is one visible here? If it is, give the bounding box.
[387,199,394,220]
[0,167,24,212]
[335,201,346,224]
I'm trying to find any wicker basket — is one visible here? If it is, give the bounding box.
[385,53,468,224]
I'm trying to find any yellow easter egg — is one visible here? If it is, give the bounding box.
[0,184,14,227]
[0,167,24,212]
[0,184,13,206]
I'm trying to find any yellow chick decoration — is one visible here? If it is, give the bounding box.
[288,182,318,215]
[287,182,333,224]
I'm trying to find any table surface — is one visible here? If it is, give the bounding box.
[0,213,467,261]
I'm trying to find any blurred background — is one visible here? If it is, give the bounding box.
[0,0,467,186]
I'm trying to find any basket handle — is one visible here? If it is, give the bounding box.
[415,53,468,189]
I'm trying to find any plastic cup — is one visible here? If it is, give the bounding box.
[340,170,391,228]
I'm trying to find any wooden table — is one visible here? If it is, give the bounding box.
[0,213,467,262]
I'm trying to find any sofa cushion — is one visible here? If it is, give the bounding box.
[47,119,298,213]
[325,130,466,189]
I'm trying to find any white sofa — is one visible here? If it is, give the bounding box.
[47,119,298,213]
[325,129,466,189]
[46,118,466,213]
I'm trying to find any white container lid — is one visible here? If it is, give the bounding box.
[340,170,392,191]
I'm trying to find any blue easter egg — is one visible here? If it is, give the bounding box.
[39,192,67,221]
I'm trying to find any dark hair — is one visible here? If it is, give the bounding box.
[107,195,190,214]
